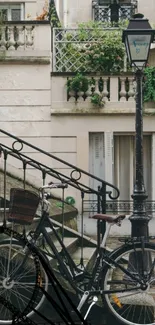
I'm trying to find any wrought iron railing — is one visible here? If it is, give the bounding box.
[0,128,119,216]
[83,200,155,215]
[92,3,136,23]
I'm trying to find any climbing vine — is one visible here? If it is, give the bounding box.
[143,66,155,102]
[0,12,6,57]
[49,0,61,27]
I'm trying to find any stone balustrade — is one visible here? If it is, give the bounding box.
[0,24,34,51]
[119,76,135,102]
[51,73,136,115]
[0,21,51,62]
[67,75,135,103]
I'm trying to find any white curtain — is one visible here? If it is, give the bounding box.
[114,135,151,201]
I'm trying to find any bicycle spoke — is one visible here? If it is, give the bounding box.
[0,239,41,324]
[102,243,155,325]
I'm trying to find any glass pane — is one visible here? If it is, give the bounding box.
[0,9,8,21]
[114,135,132,201]
[128,34,151,62]
[11,9,21,21]
[99,0,110,4]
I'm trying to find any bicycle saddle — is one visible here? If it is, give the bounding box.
[90,214,126,224]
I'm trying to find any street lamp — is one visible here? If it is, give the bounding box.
[122,13,155,238]
[120,15,155,324]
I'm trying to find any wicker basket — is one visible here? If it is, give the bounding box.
[8,188,40,225]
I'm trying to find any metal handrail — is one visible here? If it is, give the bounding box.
[0,129,119,199]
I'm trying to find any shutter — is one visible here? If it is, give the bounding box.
[143,135,151,200]
[114,135,132,200]
[11,8,21,21]
[104,132,113,184]
[152,134,155,201]
[89,133,105,193]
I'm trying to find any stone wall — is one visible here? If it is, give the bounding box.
[137,0,155,25]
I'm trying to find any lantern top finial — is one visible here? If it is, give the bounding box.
[133,13,144,19]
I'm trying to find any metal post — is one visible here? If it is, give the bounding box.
[129,69,151,237]
[123,70,153,325]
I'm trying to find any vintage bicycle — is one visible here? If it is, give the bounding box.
[0,183,155,325]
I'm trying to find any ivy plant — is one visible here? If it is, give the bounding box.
[143,66,155,102]
[91,93,105,107]
[49,0,61,27]
[67,73,90,93]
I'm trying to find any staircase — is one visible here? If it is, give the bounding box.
[36,218,98,281]
[0,128,120,324]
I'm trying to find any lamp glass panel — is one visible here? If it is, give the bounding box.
[127,34,151,62]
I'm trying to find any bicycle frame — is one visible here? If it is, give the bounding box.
[30,214,142,309]
[29,209,94,293]
[4,184,145,310]
[28,207,143,297]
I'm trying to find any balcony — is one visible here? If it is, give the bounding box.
[51,73,137,115]
[0,21,51,63]
[92,1,137,23]
[52,27,155,115]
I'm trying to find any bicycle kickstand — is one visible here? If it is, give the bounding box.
[84,296,98,320]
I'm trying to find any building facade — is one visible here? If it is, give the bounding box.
[0,0,155,235]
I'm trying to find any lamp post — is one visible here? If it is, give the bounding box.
[122,13,155,239]
[118,15,155,325]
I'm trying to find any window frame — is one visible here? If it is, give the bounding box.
[0,3,24,21]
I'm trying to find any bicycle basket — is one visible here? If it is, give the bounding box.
[8,188,40,225]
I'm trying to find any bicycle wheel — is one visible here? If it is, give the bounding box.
[0,236,47,324]
[101,241,155,325]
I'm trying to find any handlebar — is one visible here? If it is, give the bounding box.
[41,182,68,190]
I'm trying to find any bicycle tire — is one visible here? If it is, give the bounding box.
[0,226,47,324]
[101,241,155,325]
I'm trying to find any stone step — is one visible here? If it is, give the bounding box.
[53,236,79,255]
[51,218,97,248]
[36,226,60,246]
[71,246,97,270]
[44,236,79,267]
[36,226,79,257]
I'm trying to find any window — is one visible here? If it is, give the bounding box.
[94,1,136,23]
[114,135,152,201]
[0,3,24,21]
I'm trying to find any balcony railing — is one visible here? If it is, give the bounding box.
[67,75,135,102]
[0,21,50,55]
[51,73,136,114]
[92,2,136,23]
[83,199,155,215]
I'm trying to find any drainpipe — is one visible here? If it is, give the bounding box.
[55,0,59,18]
[63,0,68,27]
